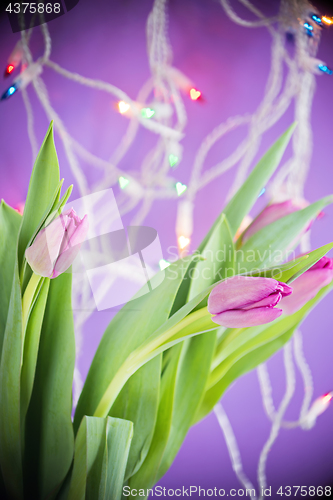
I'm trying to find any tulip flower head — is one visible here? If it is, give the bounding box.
[280,256,333,315]
[208,276,292,328]
[242,199,309,243]
[26,208,88,279]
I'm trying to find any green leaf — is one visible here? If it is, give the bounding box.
[283,242,333,284]
[188,214,235,302]
[18,122,60,271]
[92,290,218,420]
[239,196,333,270]
[128,215,233,490]
[74,258,193,426]
[67,416,133,500]
[109,357,161,480]
[128,345,183,494]
[156,331,216,482]
[24,272,75,500]
[200,124,296,246]
[20,278,50,423]
[74,257,194,479]
[196,325,296,423]
[0,201,22,358]
[0,261,23,499]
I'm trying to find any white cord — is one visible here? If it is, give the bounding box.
[257,342,296,498]
[214,403,258,499]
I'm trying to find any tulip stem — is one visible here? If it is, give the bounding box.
[94,306,213,418]
[22,273,43,342]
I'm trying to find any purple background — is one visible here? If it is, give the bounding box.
[0,0,332,496]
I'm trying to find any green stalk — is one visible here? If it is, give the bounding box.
[21,273,42,347]
[94,306,211,418]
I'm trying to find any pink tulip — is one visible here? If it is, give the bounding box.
[207,276,292,328]
[280,256,333,315]
[242,199,308,243]
[26,208,88,279]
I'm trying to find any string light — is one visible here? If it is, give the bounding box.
[175,181,187,196]
[322,392,332,404]
[118,176,130,189]
[301,391,333,430]
[1,63,43,102]
[322,16,333,26]
[178,235,190,250]
[258,187,266,197]
[4,64,15,77]
[118,101,130,114]
[310,13,323,26]
[1,83,19,101]
[176,200,193,255]
[141,107,155,119]
[159,259,170,270]
[303,22,314,36]
[189,88,202,101]
[4,40,23,79]
[318,63,333,75]
[168,154,179,168]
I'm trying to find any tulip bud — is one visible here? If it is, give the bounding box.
[208,276,292,328]
[242,199,309,243]
[25,209,88,279]
[280,256,333,315]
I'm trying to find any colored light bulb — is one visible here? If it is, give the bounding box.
[258,187,266,198]
[141,107,155,119]
[178,235,190,250]
[175,182,187,196]
[118,176,130,189]
[318,64,333,75]
[322,393,332,404]
[190,88,202,101]
[159,259,170,270]
[169,154,179,168]
[1,83,18,101]
[303,22,314,37]
[4,64,15,77]
[304,22,313,31]
[118,101,130,114]
[322,16,333,25]
[310,13,323,26]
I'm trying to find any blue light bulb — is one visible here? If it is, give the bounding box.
[1,84,18,101]
[310,13,323,26]
[304,22,314,37]
[318,64,333,75]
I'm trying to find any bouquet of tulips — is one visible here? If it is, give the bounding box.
[0,122,332,500]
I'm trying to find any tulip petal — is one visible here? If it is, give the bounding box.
[243,201,299,243]
[243,291,281,310]
[207,276,283,315]
[211,306,283,328]
[277,282,293,296]
[311,256,333,270]
[25,216,67,277]
[52,215,89,278]
[280,269,333,315]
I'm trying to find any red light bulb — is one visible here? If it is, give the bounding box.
[4,64,14,77]
[322,393,332,404]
